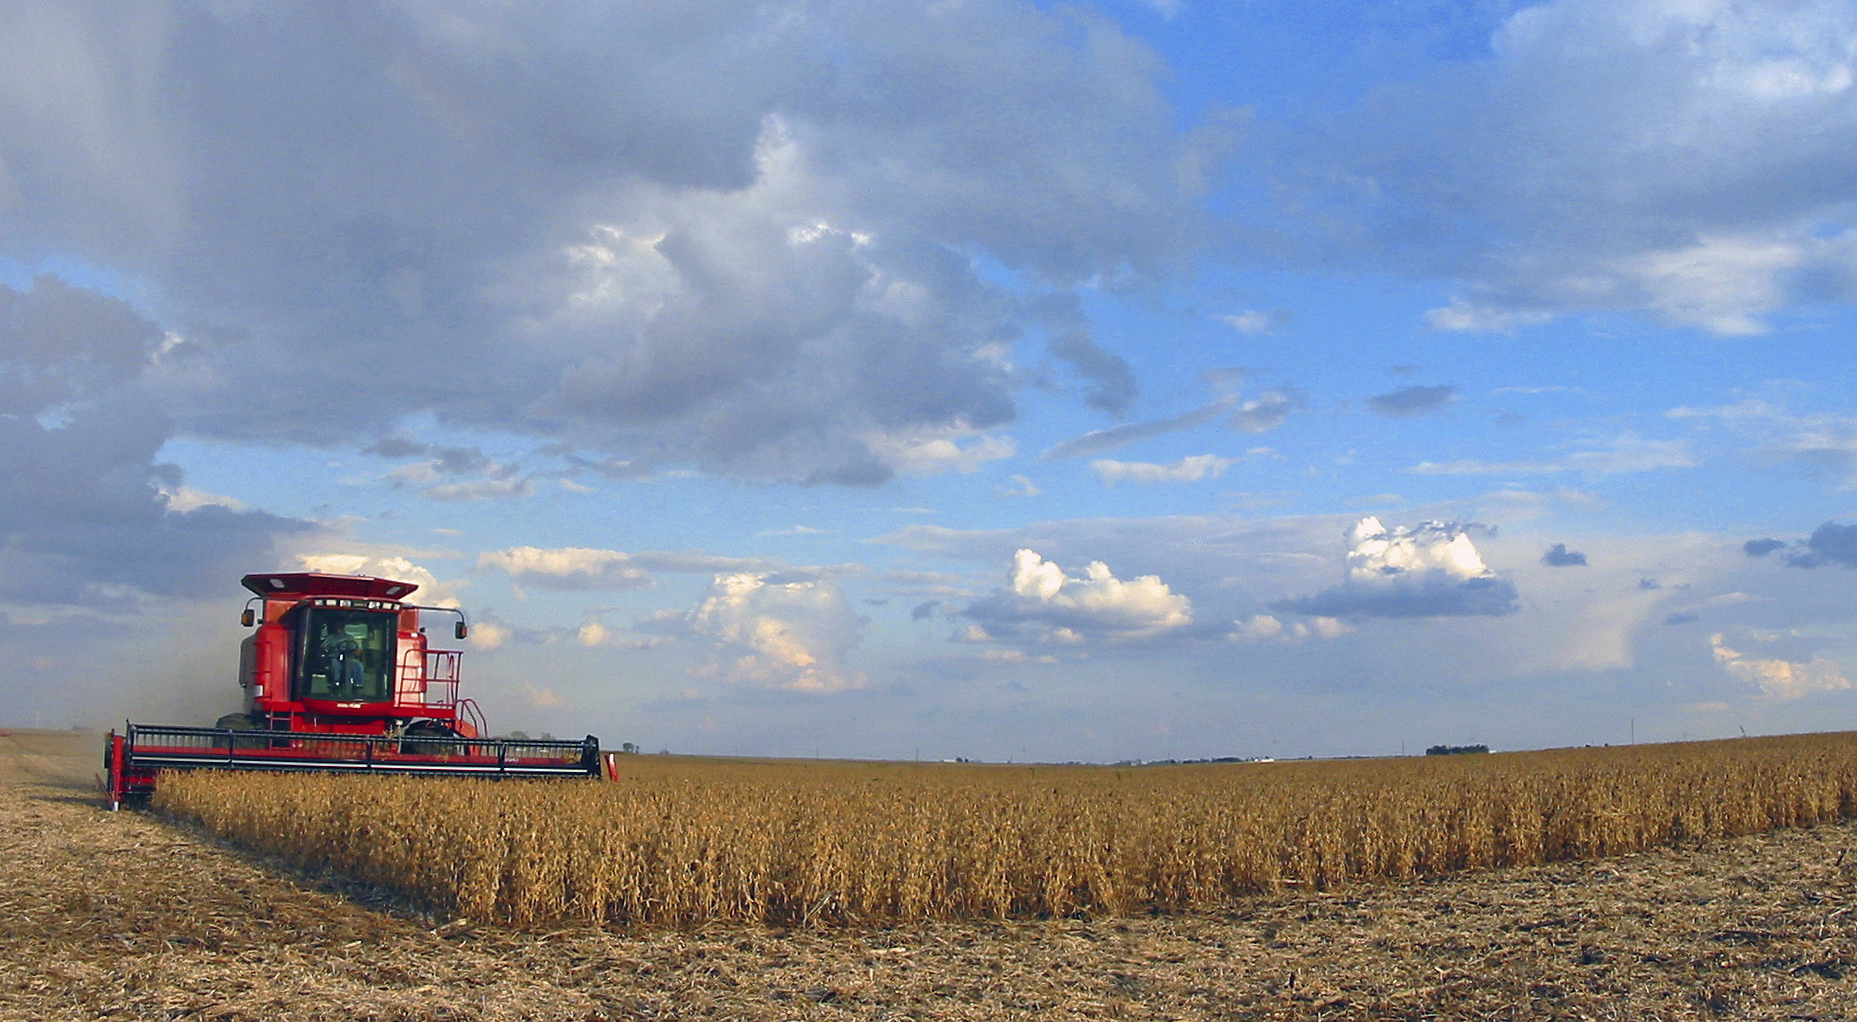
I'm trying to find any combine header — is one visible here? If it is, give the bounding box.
[105,571,604,808]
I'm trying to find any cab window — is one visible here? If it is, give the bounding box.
[295,608,395,702]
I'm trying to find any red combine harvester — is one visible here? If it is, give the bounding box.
[105,571,604,808]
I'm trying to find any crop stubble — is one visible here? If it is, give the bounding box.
[10,729,1857,1019]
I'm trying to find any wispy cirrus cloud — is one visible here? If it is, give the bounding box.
[1092,453,1240,486]
[1669,398,1857,487]
[1409,433,1695,476]
[476,545,797,590]
[1039,398,1233,459]
[1368,385,1456,417]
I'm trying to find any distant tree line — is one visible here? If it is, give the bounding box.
[1425,744,1490,756]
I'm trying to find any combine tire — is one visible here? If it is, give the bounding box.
[401,721,461,756]
[214,713,269,749]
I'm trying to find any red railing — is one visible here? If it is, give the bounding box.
[394,648,465,712]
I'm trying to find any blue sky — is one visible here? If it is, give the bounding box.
[5,0,1857,760]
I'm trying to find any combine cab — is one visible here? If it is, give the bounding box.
[105,571,604,808]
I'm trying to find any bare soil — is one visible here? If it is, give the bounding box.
[7,730,1857,1021]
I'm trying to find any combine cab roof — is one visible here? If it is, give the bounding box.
[240,572,421,601]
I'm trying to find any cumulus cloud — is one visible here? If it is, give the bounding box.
[295,553,462,608]
[0,2,1217,484]
[679,572,868,692]
[962,548,1193,644]
[1712,633,1851,700]
[1368,385,1456,417]
[469,618,511,651]
[1540,543,1588,567]
[523,684,566,709]
[1309,0,1857,333]
[1228,613,1349,643]
[1092,454,1237,486]
[1744,538,1788,557]
[1274,516,1520,619]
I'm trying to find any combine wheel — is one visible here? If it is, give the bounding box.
[401,721,461,756]
[214,713,269,749]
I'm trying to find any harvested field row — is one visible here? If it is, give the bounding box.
[154,732,1857,929]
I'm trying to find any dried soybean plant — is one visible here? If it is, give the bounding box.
[152,732,1857,929]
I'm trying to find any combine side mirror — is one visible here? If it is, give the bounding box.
[455,621,469,641]
[241,608,255,627]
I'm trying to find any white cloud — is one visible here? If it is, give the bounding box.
[295,553,462,607]
[963,548,1193,644]
[1039,397,1234,459]
[1711,632,1851,699]
[1352,518,1485,580]
[756,525,828,537]
[863,427,1015,477]
[1092,453,1237,486]
[1274,517,1519,619]
[997,474,1042,498]
[1425,301,1554,333]
[681,572,868,692]
[1215,309,1282,334]
[1228,613,1349,643]
[1622,234,1806,335]
[979,648,1059,664]
[1409,433,1695,476]
[523,684,565,708]
[469,619,511,651]
[476,547,652,590]
[577,618,610,648]
[1229,390,1302,434]
[1669,398,1857,487]
[157,485,248,513]
[369,441,535,501]
[422,477,536,503]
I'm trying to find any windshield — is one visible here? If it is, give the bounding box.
[295,608,396,702]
